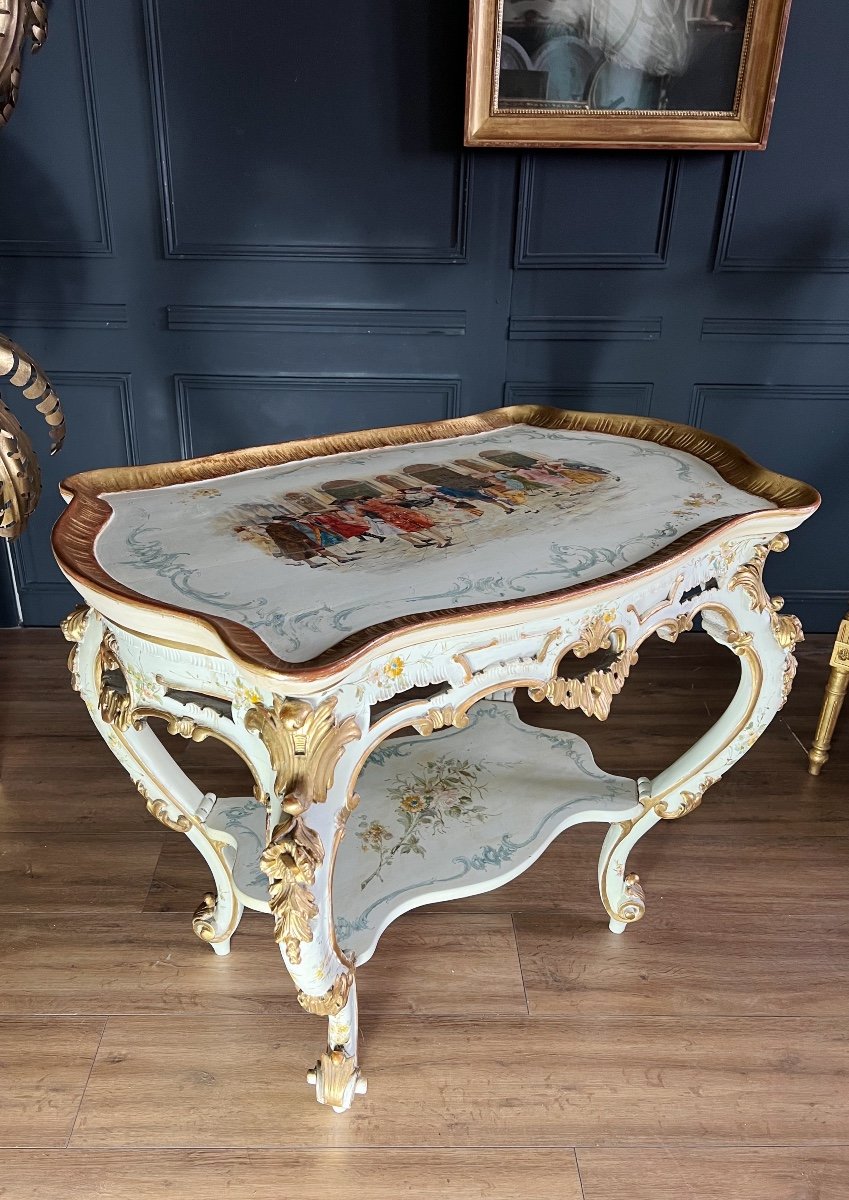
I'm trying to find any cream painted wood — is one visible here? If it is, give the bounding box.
[54,414,816,1110]
[333,701,641,963]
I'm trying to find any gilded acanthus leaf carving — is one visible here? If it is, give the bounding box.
[95,630,134,731]
[529,647,637,721]
[655,775,717,820]
[192,892,218,943]
[412,704,471,737]
[572,615,619,657]
[307,1046,367,1109]
[654,612,695,643]
[728,536,804,709]
[152,712,212,742]
[781,651,798,710]
[298,972,353,1017]
[729,536,803,651]
[528,617,634,721]
[615,873,646,924]
[139,782,192,834]
[60,604,90,644]
[244,696,360,812]
[260,817,325,964]
[60,604,90,692]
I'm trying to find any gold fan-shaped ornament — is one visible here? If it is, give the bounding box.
[0,0,47,127]
[0,335,64,540]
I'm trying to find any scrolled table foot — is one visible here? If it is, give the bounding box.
[599,778,655,934]
[192,891,237,954]
[608,872,646,934]
[307,1046,367,1112]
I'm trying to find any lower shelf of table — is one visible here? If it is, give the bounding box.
[204,700,642,964]
[333,701,640,962]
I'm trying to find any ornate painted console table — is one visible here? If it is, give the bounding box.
[52,406,819,1112]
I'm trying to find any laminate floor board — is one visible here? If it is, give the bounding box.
[0,737,157,834]
[515,705,811,786]
[514,902,849,1017]
[144,810,849,925]
[0,629,99,743]
[3,629,848,1195]
[0,832,163,911]
[515,634,846,780]
[0,1148,583,1200]
[0,1018,105,1147]
[0,911,527,1018]
[143,818,613,916]
[576,1146,849,1200]
[142,834,217,912]
[69,1014,849,1149]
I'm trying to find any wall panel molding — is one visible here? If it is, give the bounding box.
[689,383,849,428]
[715,154,849,273]
[144,0,470,264]
[504,382,653,414]
[701,317,849,344]
[515,155,679,269]
[175,374,463,459]
[0,0,112,258]
[509,316,662,342]
[166,306,466,336]
[0,303,127,330]
[780,590,848,603]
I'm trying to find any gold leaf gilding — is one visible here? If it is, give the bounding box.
[260,817,325,964]
[245,695,360,812]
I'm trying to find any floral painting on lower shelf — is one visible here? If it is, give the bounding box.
[355,756,490,890]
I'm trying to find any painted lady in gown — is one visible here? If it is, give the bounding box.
[222,449,618,569]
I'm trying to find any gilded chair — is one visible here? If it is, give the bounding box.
[808,615,849,774]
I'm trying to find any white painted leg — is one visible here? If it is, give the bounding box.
[250,693,368,1110]
[64,608,245,953]
[262,804,367,1110]
[599,778,654,933]
[307,977,368,1112]
[598,584,802,931]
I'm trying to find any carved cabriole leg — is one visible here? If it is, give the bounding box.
[808,614,849,775]
[247,693,368,1110]
[62,607,244,954]
[599,555,803,933]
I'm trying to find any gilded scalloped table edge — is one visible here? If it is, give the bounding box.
[52,405,820,683]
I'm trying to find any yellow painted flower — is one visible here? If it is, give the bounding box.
[384,656,405,679]
[235,679,263,706]
[400,793,426,813]
[363,821,393,848]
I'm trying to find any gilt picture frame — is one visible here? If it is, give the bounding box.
[465,0,791,149]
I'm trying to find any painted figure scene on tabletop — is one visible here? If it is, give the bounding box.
[96,425,774,662]
[222,448,617,570]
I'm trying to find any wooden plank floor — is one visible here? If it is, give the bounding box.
[1,628,848,1198]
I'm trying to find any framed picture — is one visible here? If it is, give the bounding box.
[465,0,792,149]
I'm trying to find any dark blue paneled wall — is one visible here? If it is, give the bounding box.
[0,1,846,629]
